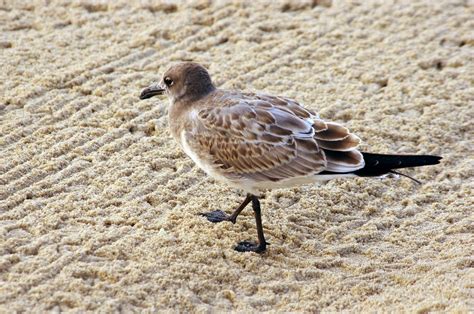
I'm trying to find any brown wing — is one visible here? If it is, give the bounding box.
[184,97,327,182]
[184,92,365,182]
[245,92,365,173]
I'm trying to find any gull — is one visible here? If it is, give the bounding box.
[139,62,441,253]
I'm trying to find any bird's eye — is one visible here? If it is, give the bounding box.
[164,77,173,86]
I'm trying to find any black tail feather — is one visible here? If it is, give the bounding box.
[320,152,442,180]
[354,152,442,177]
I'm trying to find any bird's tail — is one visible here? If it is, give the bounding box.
[352,152,442,182]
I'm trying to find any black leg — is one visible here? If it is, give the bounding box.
[199,194,252,224]
[234,195,268,253]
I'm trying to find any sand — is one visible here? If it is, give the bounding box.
[1,0,473,312]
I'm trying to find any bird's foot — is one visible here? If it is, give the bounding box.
[234,241,268,253]
[199,210,235,223]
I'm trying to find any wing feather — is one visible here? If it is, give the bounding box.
[316,133,361,152]
[313,122,350,141]
[184,93,365,182]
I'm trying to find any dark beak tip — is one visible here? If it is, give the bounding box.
[139,91,149,100]
[139,86,165,100]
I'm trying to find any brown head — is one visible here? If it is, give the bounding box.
[140,62,215,102]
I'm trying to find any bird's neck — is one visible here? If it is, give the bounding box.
[167,89,216,141]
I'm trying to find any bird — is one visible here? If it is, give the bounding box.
[139,62,442,253]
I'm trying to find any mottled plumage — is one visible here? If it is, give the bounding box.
[179,90,365,193]
[139,62,441,253]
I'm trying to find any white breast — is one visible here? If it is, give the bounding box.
[180,131,231,184]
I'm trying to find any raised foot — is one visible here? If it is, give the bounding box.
[234,241,267,253]
[199,210,234,223]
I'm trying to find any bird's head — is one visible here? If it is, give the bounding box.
[139,62,215,102]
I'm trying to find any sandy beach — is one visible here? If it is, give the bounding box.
[1,0,473,311]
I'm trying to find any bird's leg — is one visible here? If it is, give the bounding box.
[234,195,268,253]
[199,194,252,224]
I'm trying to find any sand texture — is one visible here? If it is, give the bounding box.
[1,0,473,312]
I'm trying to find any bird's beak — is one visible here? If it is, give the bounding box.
[139,83,165,100]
